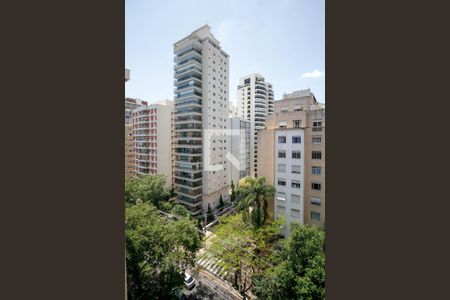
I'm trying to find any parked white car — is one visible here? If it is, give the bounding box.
[184,272,195,290]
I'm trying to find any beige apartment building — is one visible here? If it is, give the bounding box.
[132,100,173,189]
[257,89,325,234]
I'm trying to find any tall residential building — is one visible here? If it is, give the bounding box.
[227,117,251,187]
[125,98,148,177]
[125,68,130,82]
[257,89,325,235]
[173,25,229,216]
[237,73,274,178]
[132,101,173,189]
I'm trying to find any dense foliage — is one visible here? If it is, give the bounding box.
[236,177,275,228]
[126,202,201,300]
[207,213,283,296]
[125,175,169,209]
[253,224,326,299]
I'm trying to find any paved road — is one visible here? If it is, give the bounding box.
[184,269,242,300]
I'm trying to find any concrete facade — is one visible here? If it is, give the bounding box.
[257,89,325,233]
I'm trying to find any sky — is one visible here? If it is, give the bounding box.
[125,0,325,104]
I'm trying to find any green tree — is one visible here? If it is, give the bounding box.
[171,204,190,218]
[126,203,201,300]
[253,224,325,299]
[218,194,225,210]
[208,213,282,297]
[236,177,275,228]
[230,180,236,202]
[125,175,168,209]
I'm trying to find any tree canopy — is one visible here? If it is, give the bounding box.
[125,175,169,209]
[126,202,201,299]
[253,224,326,299]
[236,177,275,228]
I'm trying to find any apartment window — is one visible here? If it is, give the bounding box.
[310,197,321,206]
[291,209,301,219]
[312,182,321,191]
[278,179,286,186]
[312,136,322,144]
[277,164,286,172]
[312,166,321,175]
[312,151,322,160]
[278,151,286,158]
[291,180,301,189]
[292,136,301,143]
[292,151,301,159]
[291,194,301,204]
[293,120,301,128]
[294,106,302,111]
[281,107,288,113]
[278,136,286,143]
[291,165,301,174]
[276,192,286,201]
[312,121,323,132]
[279,121,287,128]
[311,212,321,221]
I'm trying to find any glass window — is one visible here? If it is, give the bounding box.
[311,212,321,221]
[278,136,287,143]
[310,197,321,206]
[291,180,301,189]
[312,182,321,190]
[312,166,321,175]
[312,136,322,144]
[292,136,301,143]
[291,165,301,174]
[292,151,301,159]
[278,151,286,158]
[312,151,322,160]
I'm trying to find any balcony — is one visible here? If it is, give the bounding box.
[175,155,202,163]
[174,80,202,92]
[174,101,202,112]
[174,64,202,79]
[174,123,202,131]
[174,48,202,63]
[174,106,202,115]
[175,89,202,100]
[174,178,202,188]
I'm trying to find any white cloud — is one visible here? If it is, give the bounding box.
[301,70,324,78]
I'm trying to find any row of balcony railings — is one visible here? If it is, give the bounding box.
[176,155,202,163]
[174,107,202,114]
[174,48,202,62]
[174,163,202,171]
[174,148,203,154]
[174,178,202,188]
[175,89,202,100]
[175,98,202,106]
[175,123,202,130]
[176,140,202,146]
[175,63,202,76]
[175,132,202,138]
[175,81,202,92]
[174,171,203,180]
[174,115,202,122]
[177,187,202,196]
[175,56,202,68]
[176,194,203,205]
[175,73,202,85]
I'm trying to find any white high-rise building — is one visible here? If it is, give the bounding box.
[237,73,274,177]
[227,117,251,187]
[173,25,229,216]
